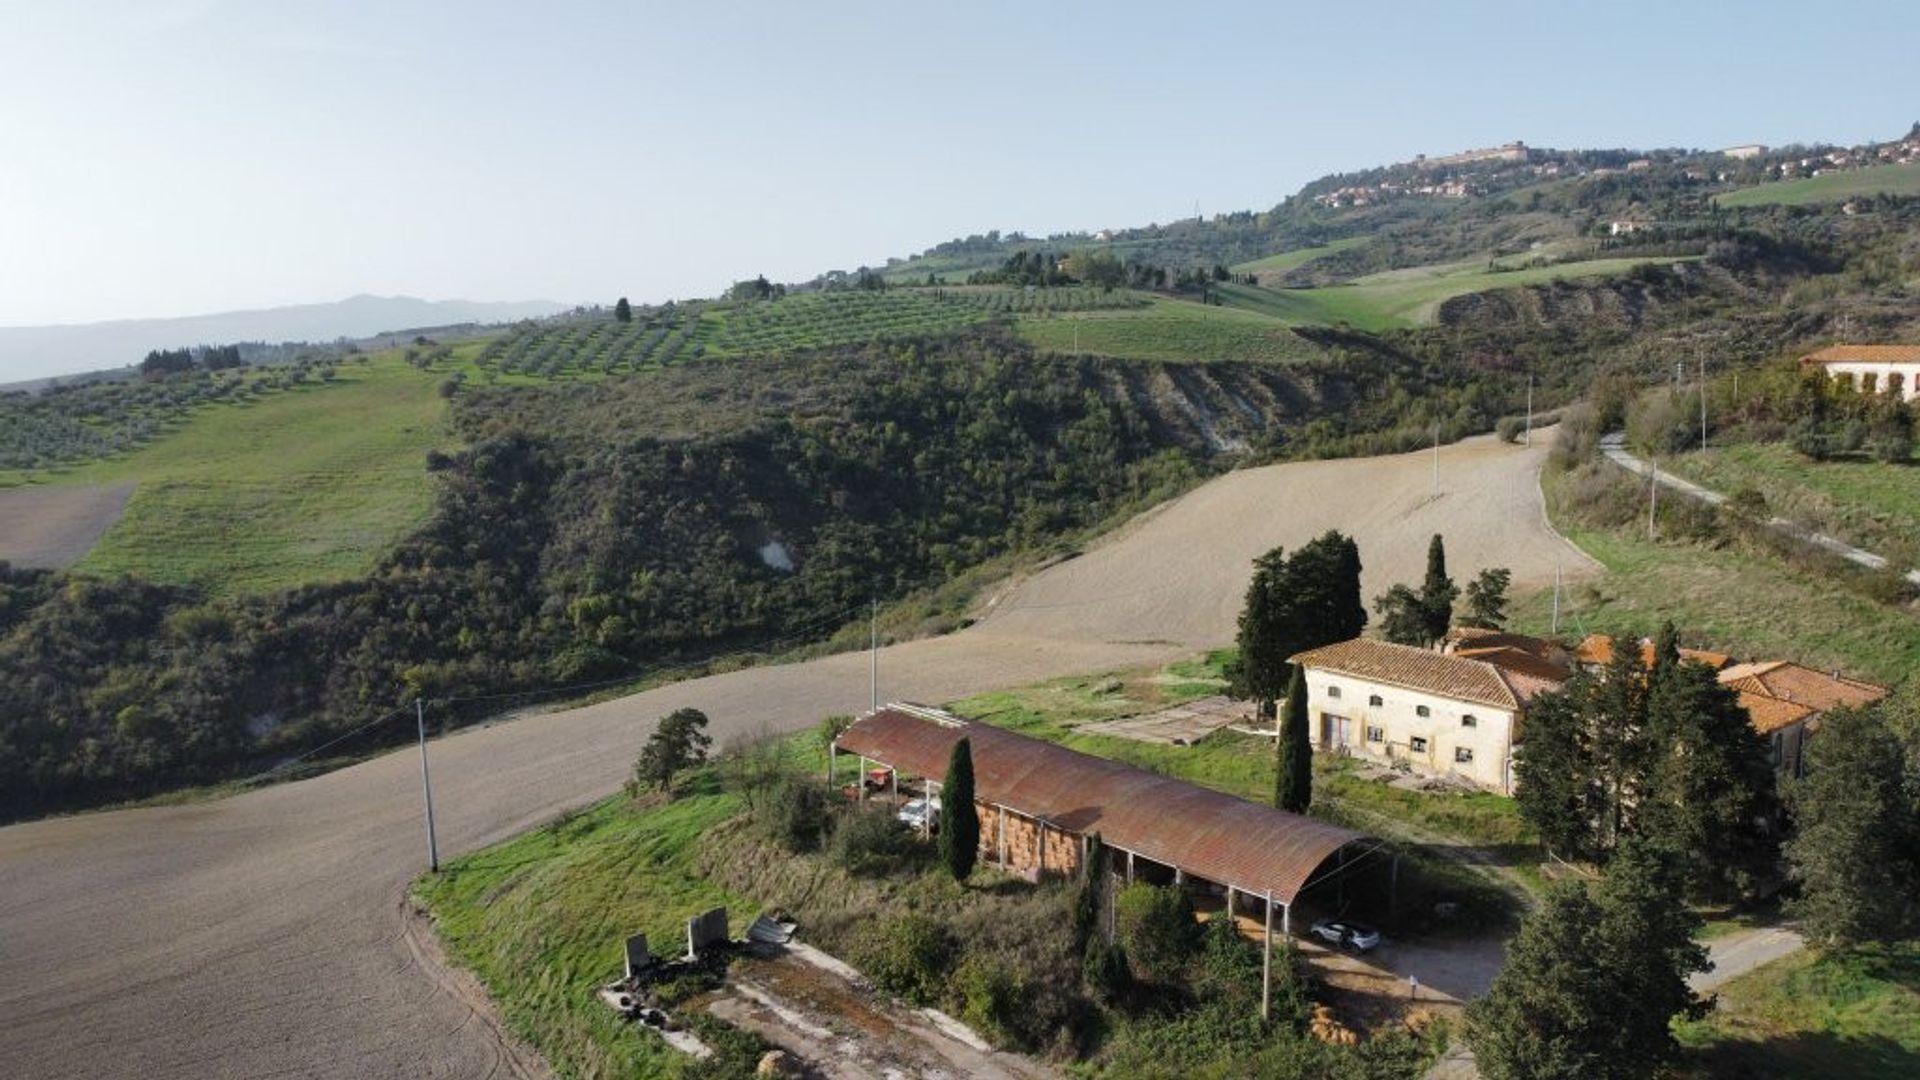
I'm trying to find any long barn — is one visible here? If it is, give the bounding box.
[830,704,1392,948]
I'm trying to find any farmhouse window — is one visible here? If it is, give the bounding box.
[1415,705,1431,718]
[1461,714,1477,728]
[1455,747,1474,763]
[1366,725,1384,743]
[1368,694,1384,707]
[1327,686,1341,698]
[1410,736,1429,753]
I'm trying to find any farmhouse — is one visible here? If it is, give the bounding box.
[1717,660,1887,778]
[1800,344,1920,401]
[1571,632,1731,672]
[830,703,1388,940]
[1289,637,1567,794]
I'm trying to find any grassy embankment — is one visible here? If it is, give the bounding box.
[1229,237,1370,279]
[1216,255,1699,332]
[1675,942,1920,1079]
[414,778,753,1079]
[1509,464,1920,686]
[12,351,457,596]
[1663,440,1920,570]
[1014,296,1328,362]
[1716,162,1920,208]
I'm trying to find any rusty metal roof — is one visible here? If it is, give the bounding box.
[834,704,1371,905]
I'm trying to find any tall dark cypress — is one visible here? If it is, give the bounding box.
[938,737,978,882]
[1276,664,1312,813]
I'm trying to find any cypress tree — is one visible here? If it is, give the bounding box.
[938,737,978,882]
[613,296,632,323]
[1073,833,1107,954]
[1276,664,1312,813]
[1419,533,1458,643]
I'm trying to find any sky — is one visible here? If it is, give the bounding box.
[2,0,1917,330]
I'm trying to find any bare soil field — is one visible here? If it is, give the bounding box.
[0,482,133,568]
[0,433,1588,1079]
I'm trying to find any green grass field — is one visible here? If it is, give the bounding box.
[414,782,750,1079]
[19,353,453,596]
[1219,256,1697,332]
[1511,467,1920,686]
[1014,296,1324,362]
[1665,441,1920,570]
[1229,237,1369,278]
[1716,163,1920,208]
[1675,942,1920,1078]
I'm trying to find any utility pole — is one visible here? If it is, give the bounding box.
[1648,459,1658,541]
[869,598,879,712]
[416,698,439,873]
[1525,373,1534,447]
[1699,355,1708,452]
[1432,424,1440,497]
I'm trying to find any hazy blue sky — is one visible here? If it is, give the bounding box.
[3,0,1916,327]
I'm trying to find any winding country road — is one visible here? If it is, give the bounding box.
[0,433,1591,1079]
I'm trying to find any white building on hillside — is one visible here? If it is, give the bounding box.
[1290,638,1566,794]
[1801,344,1920,401]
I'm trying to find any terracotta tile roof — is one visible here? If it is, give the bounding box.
[834,705,1371,905]
[1735,691,1816,735]
[1718,661,1887,714]
[1572,633,1731,671]
[1291,638,1565,710]
[1800,344,1920,365]
[1443,627,1571,668]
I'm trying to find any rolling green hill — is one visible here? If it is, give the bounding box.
[1716,162,1920,208]
[23,353,455,595]
[1218,255,1699,331]
[1013,296,1326,362]
[1229,237,1369,279]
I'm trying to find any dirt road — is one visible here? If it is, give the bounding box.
[0,433,1589,1079]
[0,482,133,568]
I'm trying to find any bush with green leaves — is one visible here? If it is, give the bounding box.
[829,802,926,874]
[1113,882,1204,985]
[857,913,953,1005]
[759,777,831,853]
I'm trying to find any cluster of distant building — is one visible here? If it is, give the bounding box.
[1291,628,1885,795]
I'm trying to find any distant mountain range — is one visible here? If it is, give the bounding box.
[0,294,569,385]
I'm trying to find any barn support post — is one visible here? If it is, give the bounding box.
[827,743,835,786]
[1226,887,1235,921]
[1037,819,1046,876]
[1174,868,1184,887]
[857,756,868,802]
[1261,891,1274,1022]
[1127,849,1136,884]
[997,807,1007,866]
[890,769,898,803]
[1282,901,1291,941]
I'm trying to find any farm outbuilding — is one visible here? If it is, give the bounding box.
[831,703,1394,1013]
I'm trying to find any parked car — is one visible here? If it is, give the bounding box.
[1308,918,1381,952]
[896,796,941,832]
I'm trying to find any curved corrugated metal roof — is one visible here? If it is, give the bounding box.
[835,705,1372,905]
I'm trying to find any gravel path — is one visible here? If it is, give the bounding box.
[1598,432,1920,586]
[0,433,1587,1079]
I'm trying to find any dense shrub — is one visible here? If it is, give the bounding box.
[829,803,926,873]
[1113,883,1204,985]
[857,913,953,1004]
[759,778,832,853]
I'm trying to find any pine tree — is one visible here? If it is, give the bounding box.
[1787,705,1917,946]
[613,296,632,323]
[938,737,978,882]
[1276,664,1312,813]
[1373,584,1431,646]
[1515,640,1652,862]
[1641,659,1779,901]
[1468,840,1704,1080]
[1233,548,1297,717]
[1419,534,1458,643]
[1459,567,1512,630]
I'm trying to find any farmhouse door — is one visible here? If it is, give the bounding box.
[1320,713,1351,751]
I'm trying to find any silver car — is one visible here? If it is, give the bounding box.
[1308,918,1381,952]
[896,796,942,831]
